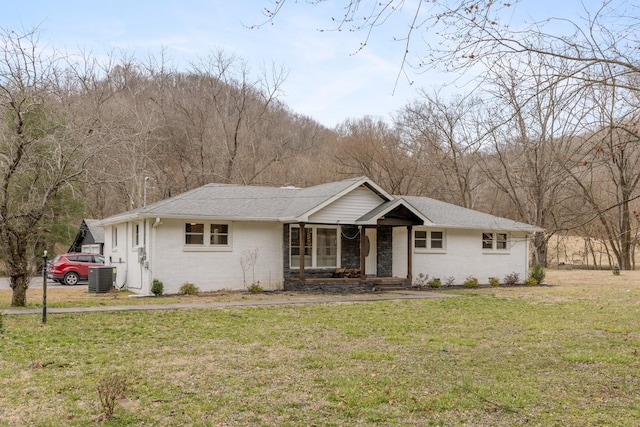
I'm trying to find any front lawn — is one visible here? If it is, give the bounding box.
[1,269,639,425]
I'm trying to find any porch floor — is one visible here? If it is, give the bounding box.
[283,277,411,293]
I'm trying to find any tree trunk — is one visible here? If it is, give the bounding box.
[2,227,32,307]
[532,232,548,267]
[10,274,29,307]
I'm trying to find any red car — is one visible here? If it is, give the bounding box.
[47,253,105,285]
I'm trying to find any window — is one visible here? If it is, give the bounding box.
[112,227,118,249]
[316,228,338,267]
[496,233,508,250]
[210,224,229,245]
[414,230,427,248]
[185,223,204,245]
[414,229,446,252]
[134,223,141,247]
[290,225,339,268]
[482,232,493,249]
[431,231,444,249]
[483,232,509,251]
[184,222,232,251]
[290,227,312,268]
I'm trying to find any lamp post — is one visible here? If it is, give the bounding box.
[42,250,48,324]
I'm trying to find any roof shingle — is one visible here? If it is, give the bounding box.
[101,177,541,232]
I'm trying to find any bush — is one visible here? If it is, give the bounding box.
[248,282,264,293]
[523,277,538,286]
[529,263,546,284]
[503,272,520,286]
[488,276,500,287]
[613,264,620,276]
[179,282,200,295]
[96,373,127,421]
[427,278,442,288]
[463,276,479,288]
[151,279,164,296]
[412,273,429,289]
[443,276,456,287]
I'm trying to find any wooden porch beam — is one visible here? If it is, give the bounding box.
[299,222,305,281]
[377,218,420,226]
[360,226,366,280]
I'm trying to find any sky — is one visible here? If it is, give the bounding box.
[1,0,608,128]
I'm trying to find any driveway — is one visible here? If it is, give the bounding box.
[0,276,77,289]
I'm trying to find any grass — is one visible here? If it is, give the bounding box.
[0,269,639,425]
[0,285,352,310]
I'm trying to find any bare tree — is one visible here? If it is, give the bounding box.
[332,116,424,195]
[258,2,639,89]
[564,81,640,270]
[397,92,485,208]
[254,0,515,87]
[0,29,99,306]
[476,53,591,266]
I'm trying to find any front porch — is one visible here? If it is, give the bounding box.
[283,276,411,293]
[283,200,425,292]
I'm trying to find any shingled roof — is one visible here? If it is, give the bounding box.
[400,196,541,232]
[101,177,385,224]
[100,177,541,232]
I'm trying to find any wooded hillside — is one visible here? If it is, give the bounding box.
[2,20,640,283]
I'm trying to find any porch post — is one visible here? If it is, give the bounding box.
[407,225,413,281]
[360,226,366,279]
[299,222,306,281]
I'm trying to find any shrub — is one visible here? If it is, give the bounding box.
[427,278,442,288]
[412,273,429,289]
[529,263,546,284]
[248,282,264,293]
[151,279,164,296]
[463,276,479,288]
[179,282,200,295]
[96,373,127,421]
[443,276,456,287]
[503,272,520,286]
[523,277,538,286]
[488,276,500,287]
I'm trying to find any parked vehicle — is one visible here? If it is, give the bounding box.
[47,253,105,285]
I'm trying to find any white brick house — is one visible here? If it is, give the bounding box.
[98,177,541,294]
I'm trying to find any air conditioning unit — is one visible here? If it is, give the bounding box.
[88,266,116,293]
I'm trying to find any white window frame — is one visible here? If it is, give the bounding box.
[133,222,142,247]
[414,228,446,253]
[210,223,229,246]
[111,226,118,252]
[183,221,233,252]
[290,225,340,269]
[482,231,509,253]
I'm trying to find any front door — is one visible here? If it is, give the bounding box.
[365,228,377,276]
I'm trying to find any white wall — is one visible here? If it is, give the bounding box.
[104,221,151,293]
[149,219,284,294]
[393,227,530,285]
[309,185,384,224]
